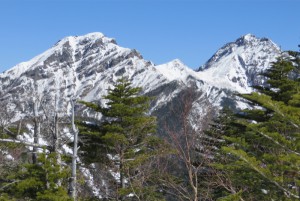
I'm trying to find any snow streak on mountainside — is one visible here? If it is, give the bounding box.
[197,34,281,93]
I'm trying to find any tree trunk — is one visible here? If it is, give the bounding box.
[69,99,78,201]
[32,101,40,164]
[53,113,62,186]
[119,153,126,201]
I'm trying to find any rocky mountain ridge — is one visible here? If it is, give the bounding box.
[0,33,284,129]
[0,32,282,124]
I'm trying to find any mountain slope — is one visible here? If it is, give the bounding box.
[197,34,281,93]
[0,33,172,118]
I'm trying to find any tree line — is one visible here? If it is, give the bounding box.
[0,48,299,200]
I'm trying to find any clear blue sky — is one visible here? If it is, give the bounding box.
[0,0,299,72]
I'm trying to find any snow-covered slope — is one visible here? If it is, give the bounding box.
[0,33,172,117]
[197,34,281,93]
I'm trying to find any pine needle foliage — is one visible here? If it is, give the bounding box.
[80,78,166,200]
[0,151,70,201]
[216,50,300,200]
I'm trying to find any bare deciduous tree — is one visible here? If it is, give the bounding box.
[159,87,219,201]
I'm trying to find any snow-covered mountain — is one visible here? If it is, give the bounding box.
[0,32,283,129]
[0,32,282,197]
[198,34,281,93]
[0,32,282,127]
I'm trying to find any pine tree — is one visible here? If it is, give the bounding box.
[80,78,165,200]
[0,151,71,201]
[214,50,300,200]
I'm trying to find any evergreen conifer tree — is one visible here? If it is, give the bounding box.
[80,78,165,200]
[213,50,300,200]
[0,151,71,201]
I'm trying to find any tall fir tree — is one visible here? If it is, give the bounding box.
[80,78,166,200]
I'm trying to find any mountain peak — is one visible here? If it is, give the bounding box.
[241,33,256,40]
[200,34,280,70]
[54,32,117,48]
[168,59,185,66]
[64,32,106,41]
[81,32,105,38]
[197,34,281,93]
[155,59,195,82]
[235,33,259,46]
[234,33,275,48]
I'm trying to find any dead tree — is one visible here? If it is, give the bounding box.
[0,98,48,158]
[161,87,216,201]
[69,98,79,201]
[32,97,41,164]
